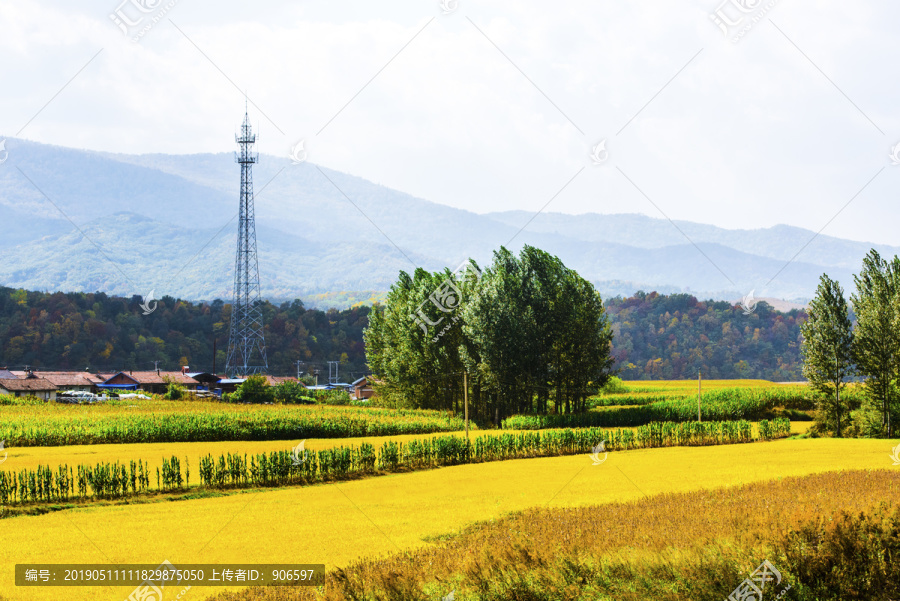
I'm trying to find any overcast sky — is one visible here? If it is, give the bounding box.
[3,0,900,245]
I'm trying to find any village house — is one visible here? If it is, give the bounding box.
[264,375,299,386]
[11,371,96,393]
[185,372,220,391]
[99,370,200,395]
[351,376,375,400]
[82,373,108,392]
[0,377,57,401]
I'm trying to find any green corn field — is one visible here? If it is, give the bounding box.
[0,402,470,447]
[503,385,832,429]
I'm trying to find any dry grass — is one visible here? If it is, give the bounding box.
[210,468,900,600]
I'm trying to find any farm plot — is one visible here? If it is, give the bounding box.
[0,436,893,601]
[0,399,468,446]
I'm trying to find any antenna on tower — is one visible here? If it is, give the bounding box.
[225,104,268,377]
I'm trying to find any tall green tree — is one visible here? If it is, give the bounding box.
[462,247,542,422]
[801,274,854,436]
[851,250,900,437]
[364,261,479,411]
[366,246,614,423]
[466,246,613,420]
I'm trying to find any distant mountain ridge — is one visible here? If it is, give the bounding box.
[0,137,893,308]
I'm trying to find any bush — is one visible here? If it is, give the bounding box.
[0,394,44,406]
[780,502,900,598]
[599,376,629,394]
[225,375,273,404]
[320,388,351,406]
[162,378,184,400]
[272,380,314,404]
[847,399,900,439]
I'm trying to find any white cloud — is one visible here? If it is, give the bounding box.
[2,0,899,245]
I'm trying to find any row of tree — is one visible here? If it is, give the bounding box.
[364,246,615,423]
[802,250,899,437]
[0,288,369,377]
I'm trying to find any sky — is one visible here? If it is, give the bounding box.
[2,0,900,245]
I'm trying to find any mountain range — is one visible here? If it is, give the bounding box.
[0,137,893,309]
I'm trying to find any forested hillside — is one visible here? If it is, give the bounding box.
[0,286,806,381]
[607,291,806,381]
[0,287,370,378]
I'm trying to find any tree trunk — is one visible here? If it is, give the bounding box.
[835,383,841,437]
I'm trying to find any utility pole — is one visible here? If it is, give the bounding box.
[314,368,319,398]
[327,361,339,385]
[294,360,304,380]
[698,370,702,423]
[464,371,469,443]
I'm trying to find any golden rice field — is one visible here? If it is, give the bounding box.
[0,435,894,601]
[621,378,788,393]
[269,469,900,601]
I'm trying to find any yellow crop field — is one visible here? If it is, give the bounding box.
[622,378,793,394]
[0,436,893,601]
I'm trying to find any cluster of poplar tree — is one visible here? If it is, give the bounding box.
[802,249,900,437]
[364,246,614,425]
